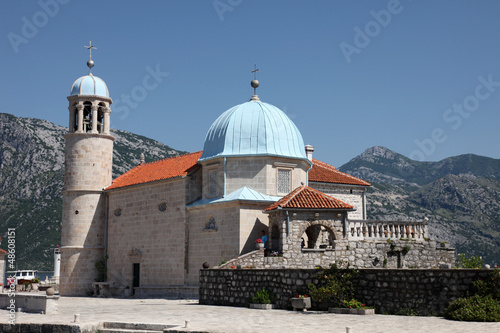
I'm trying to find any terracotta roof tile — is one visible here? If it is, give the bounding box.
[106,151,202,190]
[309,159,370,186]
[265,185,354,211]
[0,248,7,254]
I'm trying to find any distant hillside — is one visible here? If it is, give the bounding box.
[1,114,498,269]
[0,113,185,270]
[340,146,500,265]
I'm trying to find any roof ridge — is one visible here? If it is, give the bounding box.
[141,150,202,167]
[106,151,203,190]
[265,185,354,211]
[280,185,306,207]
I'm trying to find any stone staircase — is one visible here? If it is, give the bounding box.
[99,322,179,333]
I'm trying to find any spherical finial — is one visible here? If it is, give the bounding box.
[87,60,94,69]
[251,79,259,88]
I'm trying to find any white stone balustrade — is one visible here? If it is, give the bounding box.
[348,219,428,241]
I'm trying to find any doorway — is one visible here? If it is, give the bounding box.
[132,263,140,295]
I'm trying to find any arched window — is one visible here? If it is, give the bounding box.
[83,101,92,133]
[97,103,105,133]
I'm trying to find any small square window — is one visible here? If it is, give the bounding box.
[278,169,291,194]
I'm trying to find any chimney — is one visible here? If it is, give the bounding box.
[140,153,145,165]
[305,145,314,161]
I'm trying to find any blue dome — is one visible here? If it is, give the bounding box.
[199,100,308,162]
[70,74,109,97]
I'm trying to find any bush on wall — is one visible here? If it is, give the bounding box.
[444,268,500,322]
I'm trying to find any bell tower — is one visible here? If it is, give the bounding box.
[60,42,114,296]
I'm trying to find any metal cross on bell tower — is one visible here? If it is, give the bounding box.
[250,64,260,97]
[84,41,97,73]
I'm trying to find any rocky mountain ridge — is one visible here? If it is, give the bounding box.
[340,146,500,265]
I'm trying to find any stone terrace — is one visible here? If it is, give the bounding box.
[0,297,499,333]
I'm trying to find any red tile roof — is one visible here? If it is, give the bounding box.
[309,159,370,186]
[265,185,354,211]
[0,248,7,254]
[106,151,202,190]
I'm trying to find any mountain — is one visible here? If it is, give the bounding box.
[0,113,185,270]
[2,113,498,269]
[340,146,500,266]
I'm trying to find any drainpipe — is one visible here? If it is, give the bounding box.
[105,193,109,272]
[285,209,290,237]
[362,190,367,220]
[342,212,347,239]
[305,145,314,186]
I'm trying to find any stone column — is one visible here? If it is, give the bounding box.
[91,104,98,134]
[103,107,111,135]
[76,104,84,133]
[68,106,76,133]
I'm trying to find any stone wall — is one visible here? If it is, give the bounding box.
[199,268,493,315]
[310,182,365,220]
[221,209,455,270]
[106,178,187,293]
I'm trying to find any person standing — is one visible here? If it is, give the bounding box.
[261,230,268,249]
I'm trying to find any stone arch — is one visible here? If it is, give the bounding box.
[97,102,106,133]
[298,220,340,249]
[83,101,92,132]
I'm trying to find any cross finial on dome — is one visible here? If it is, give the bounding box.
[84,41,97,73]
[250,64,260,101]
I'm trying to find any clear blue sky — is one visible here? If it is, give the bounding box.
[2,0,500,167]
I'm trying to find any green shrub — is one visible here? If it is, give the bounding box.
[472,268,500,300]
[395,307,419,316]
[444,295,500,322]
[343,299,369,309]
[456,253,484,269]
[308,261,359,308]
[251,288,274,304]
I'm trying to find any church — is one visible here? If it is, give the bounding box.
[60,51,454,297]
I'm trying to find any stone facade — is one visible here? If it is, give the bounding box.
[310,182,366,219]
[199,156,310,199]
[199,268,493,315]
[215,209,454,270]
[106,178,187,296]
[186,201,270,286]
[60,134,114,296]
[60,66,454,298]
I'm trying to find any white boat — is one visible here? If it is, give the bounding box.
[7,270,39,285]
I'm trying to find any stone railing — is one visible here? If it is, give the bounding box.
[348,220,428,241]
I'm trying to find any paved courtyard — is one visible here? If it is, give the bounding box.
[0,297,499,333]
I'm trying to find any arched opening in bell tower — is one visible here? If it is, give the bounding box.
[83,101,92,133]
[98,103,106,134]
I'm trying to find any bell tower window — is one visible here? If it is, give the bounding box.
[97,103,105,133]
[83,101,92,133]
[277,169,292,194]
